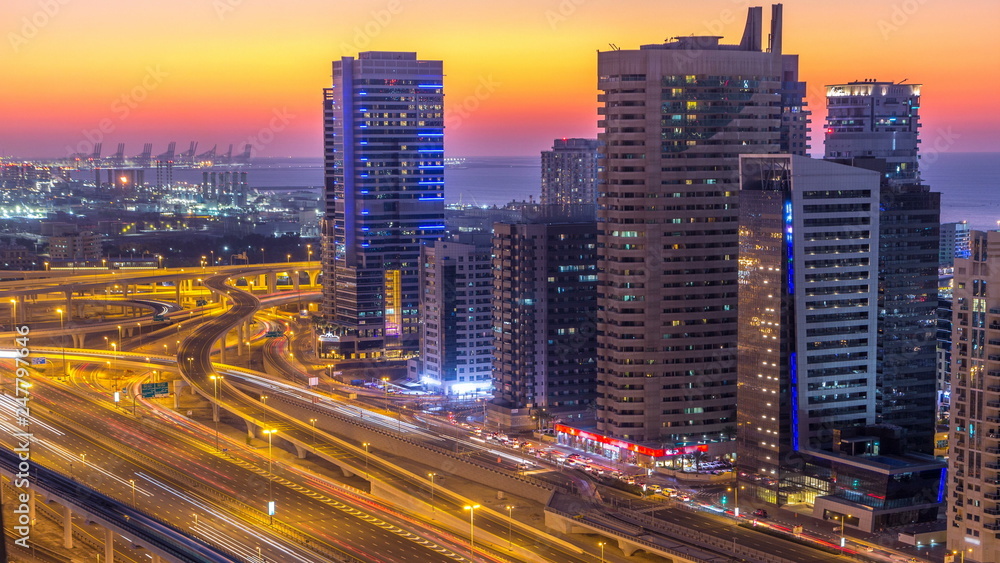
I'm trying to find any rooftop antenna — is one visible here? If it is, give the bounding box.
[608,43,619,51]
[898,78,908,84]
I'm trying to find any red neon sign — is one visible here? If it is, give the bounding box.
[554,424,708,458]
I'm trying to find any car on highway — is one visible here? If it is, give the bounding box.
[752,509,768,518]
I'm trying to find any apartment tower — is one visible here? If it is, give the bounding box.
[321,51,445,357]
[596,5,806,450]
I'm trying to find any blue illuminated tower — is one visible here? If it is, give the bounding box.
[321,51,445,357]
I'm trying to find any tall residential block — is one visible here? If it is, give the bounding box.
[737,155,944,532]
[941,221,972,269]
[876,182,940,455]
[489,210,598,430]
[737,154,880,501]
[414,234,493,397]
[595,5,806,452]
[321,51,445,358]
[540,138,601,207]
[825,80,921,184]
[948,230,1000,563]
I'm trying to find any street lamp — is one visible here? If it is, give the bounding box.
[211,375,222,450]
[382,377,390,411]
[309,418,317,445]
[9,299,15,328]
[463,504,480,551]
[261,394,269,425]
[952,549,973,563]
[263,428,276,524]
[129,479,136,505]
[307,244,312,262]
[834,514,851,549]
[56,308,67,377]
[728,485,744,518]
[598,541,605,563]
[506,505,514,550]
[362,442,370,479]
[428,473,436,519]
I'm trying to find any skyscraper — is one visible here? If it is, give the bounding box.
[825,80,921,183]
[948,230,1000,563]
[489,209,598,430]
[595,5,805,452]
[824,80,940,455]
[737,154,881,504]
[736,155,944,532]
[540,138,601,208]
[413,233,494,397]
[321,51,445,358]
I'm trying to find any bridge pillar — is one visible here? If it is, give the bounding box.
[173,380,184,409]
[267,272,277,293]
[237,324,246,356]
[293,444,308,459]
[62,504,73,549]
[17,295,27,323]
[105,526,114,562]
[63,290,74,320]
[246,421,257,440]
[175,282,181,305]
[618,539,640,557]
[292,272,300,292]
[28,489,36,525]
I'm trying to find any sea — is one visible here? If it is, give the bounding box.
[154,153,999,229]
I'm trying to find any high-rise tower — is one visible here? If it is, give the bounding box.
[322,51,445,358]
[825,80,921,184]
[595,5,806,452]
[540,138,601,208]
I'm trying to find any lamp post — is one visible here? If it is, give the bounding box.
[309,418,317,445]
[263,428,276,524]
[382,377,389,411]
[428,473,436,519]
[211,375,222,450]
[56,308,67,377]
[463,504,480,551]
[952,549,972,563]
[728,485,744,518]
[136,321,142,349]
[111,342,118,390]
[307,244,312,262]
[129,479,136,505]
[598,541,605,563]
[506,505,513,550]
[261,394,268,425]
[9,299,15,328]
[362,442,370,479]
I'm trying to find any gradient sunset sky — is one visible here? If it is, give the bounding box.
[2,0,998,158]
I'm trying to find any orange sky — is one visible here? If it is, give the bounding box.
[2,0,998,158]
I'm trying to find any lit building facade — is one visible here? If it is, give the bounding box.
[321,51,445,358]
[825,80,921,184]
[948,230,1000,562]
[596,5,805,449]
[540,138,601,208]
[489,211,598,430]
[941,221,972,270]
[737,154,944,531]
[415,234,493,396]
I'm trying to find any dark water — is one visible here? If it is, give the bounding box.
[139,153,1000,226]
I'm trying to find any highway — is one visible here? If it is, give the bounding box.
[2,364,491,563]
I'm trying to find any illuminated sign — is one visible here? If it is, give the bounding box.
[554,424,708,458]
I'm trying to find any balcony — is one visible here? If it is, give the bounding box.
[987,462,1000,469]
[988,401,1000,408]
[986,507,1000,516]
[989,385,1000,393]
[987,491,1000,500]
[989,417,1000,423]
[988,521,1000,531]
